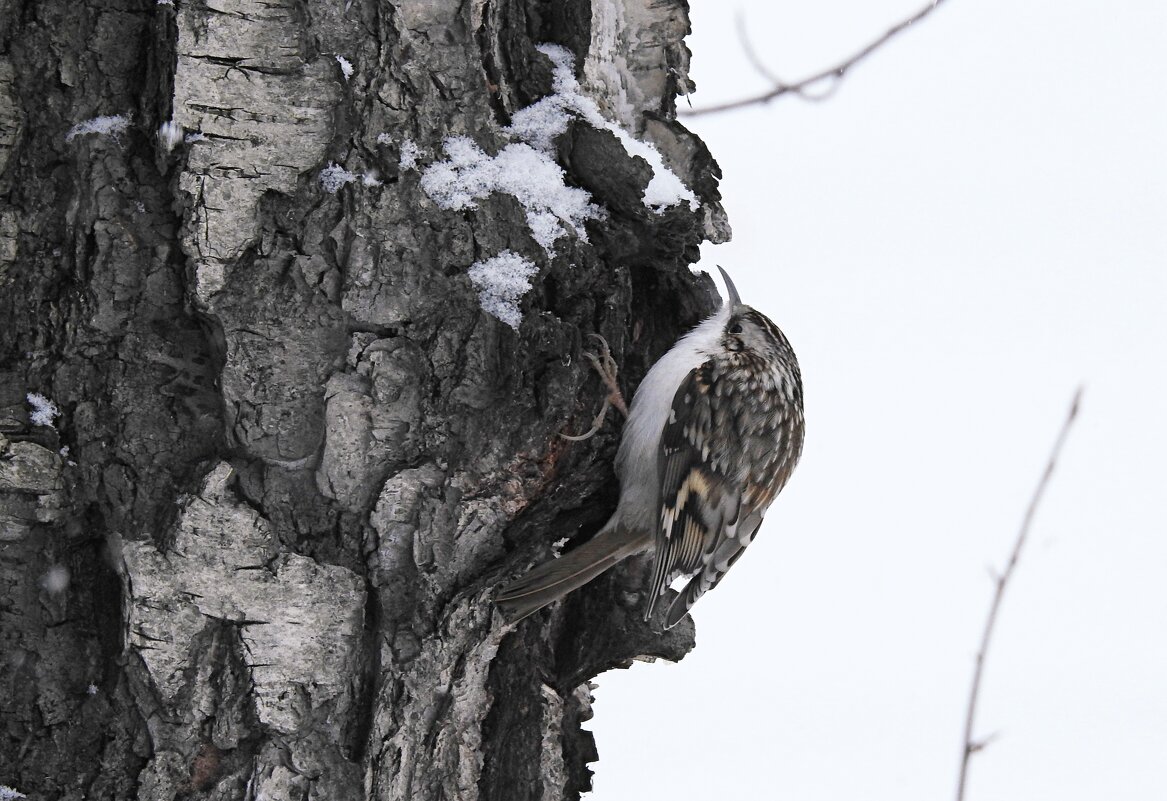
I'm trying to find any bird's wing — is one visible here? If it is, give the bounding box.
[649,359,805,628]
[664,508,763,629]
[646,361,744,621]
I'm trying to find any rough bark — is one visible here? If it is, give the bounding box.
[0,0,726,798]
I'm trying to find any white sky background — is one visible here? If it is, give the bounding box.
[588,1,1167,799]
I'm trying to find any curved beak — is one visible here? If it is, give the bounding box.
[717,265,741,307]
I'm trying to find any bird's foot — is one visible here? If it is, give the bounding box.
[561,334,629,441]
[585,333,629,418]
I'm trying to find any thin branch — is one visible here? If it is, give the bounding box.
[955,387,1084,801]
[735,13,783,89]
[733,13,838,105]
[682,0,950,117]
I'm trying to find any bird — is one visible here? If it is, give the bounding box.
[495,267,804,629]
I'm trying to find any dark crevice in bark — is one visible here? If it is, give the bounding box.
[479,631,552,801]
[476,0,510,124]
[349,573,382,764]
[543,0,593,67]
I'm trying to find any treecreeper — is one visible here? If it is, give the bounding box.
[496,268,805,628]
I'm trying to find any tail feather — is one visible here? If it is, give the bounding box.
[664,511,763,629]
[495,525,649,624]
[664,573,710,629]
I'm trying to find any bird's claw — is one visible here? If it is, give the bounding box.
[560,333,630,441]
[584,333,628,417]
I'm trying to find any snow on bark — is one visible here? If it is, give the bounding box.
[518,44,698,213]
[25,393,60,428]
[468,251,540,329]
[64,114,131,142]
[399,139,421,170]
[421,136,603,254]
[580,0,731,242]
[156,120,183,152]
[420,42,697,258]
[320,162,359,193]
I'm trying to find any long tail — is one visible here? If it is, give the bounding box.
[494,524,651,624]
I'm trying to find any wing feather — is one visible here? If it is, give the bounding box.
[646,364,742,620]
[646,356,805,627]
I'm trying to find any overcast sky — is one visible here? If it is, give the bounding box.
[589,1,1167,799]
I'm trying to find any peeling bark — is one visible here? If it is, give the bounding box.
[0,0,724,798]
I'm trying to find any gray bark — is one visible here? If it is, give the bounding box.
[0,0,726,798]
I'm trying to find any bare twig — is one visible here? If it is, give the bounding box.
[735,13,783,89]
[682,0,950,117]
[955,387,1084,801]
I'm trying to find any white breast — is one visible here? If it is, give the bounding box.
[614,302,731,530]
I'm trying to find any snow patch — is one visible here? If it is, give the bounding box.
[336,55,354,80]
[421,137,602,254]
[375,132,422,172]
[26,392,60,428]
[504,90,571,154]
[420,44,695,252]
[158,121,183,152]
[467,250,539,329]
[399,138,421,171]
[608,125,698,211]
[320,163,383,193]
[319,163,357,193]
[518,44,698,213]
[65,114,131,143]
[41,564,70,594]
[0,787,26,801]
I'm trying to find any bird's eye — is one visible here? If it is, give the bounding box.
[729,322,743,335]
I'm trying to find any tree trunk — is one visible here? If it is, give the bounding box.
[0,0,727,798]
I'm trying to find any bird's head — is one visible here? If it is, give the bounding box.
[716,267,801,378]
